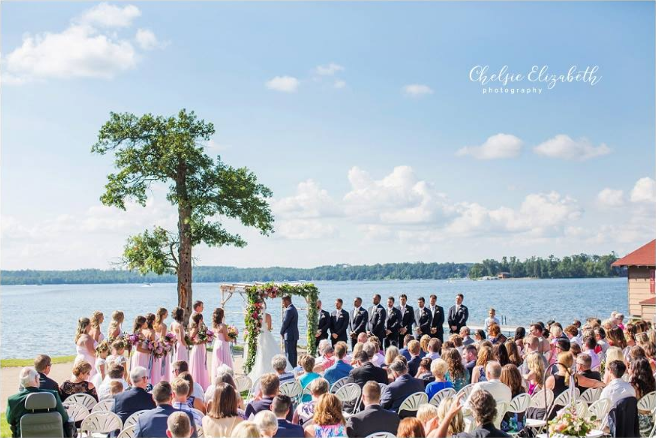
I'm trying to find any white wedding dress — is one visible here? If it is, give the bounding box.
[247,312,292,381]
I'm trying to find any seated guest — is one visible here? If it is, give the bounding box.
[323,342,353,386]
[172,361,204,400]
[113,366,156,423]
[575,353,602,394]
[522,352,546,395]
[59,360,98,401]
[463,345,478,383]
[135,382,196,438]
[110,380,124,396]
[293,378,328,426]
[433,390,510,437]
[107,340,128,370]
[380,358,425,416]
[397,417,426,438]
[400,335,415,360]
[466,361,511,406]
[346,350,388,388]
[98,363,127,399]
[600,360,636,407]
[471,346,493,384]
[254,410,278,438]
[368,337,386,367]
[408,340,423,376]
[519,336,548,376]
[416,358,434,384]
[419,335,431,358]
[417,404,440,435]
[171,378,204,430]
[167,411,193,438]
[427,338,442,360]
[6,367,70,438]
[629,358,656,436]
[245,373,292,421]
[460,327,475,346]
[271,395,304,438]
[582,337,601,370]
[547,352,603,407]
[202,382,243,437]
[384,346,401,375]
[425,359,454,400]
[298,355,320,403]
[346,381,400,437]
[303,394,346,437]
[442,349,469,392]
[34,355,60,394]
[500,364,525,399]
[178,372,206,414]
[315,344,336,372]
[435,396,465,436]
[473,329,487,345]
[232,421,261,438]
[451,335,465,355]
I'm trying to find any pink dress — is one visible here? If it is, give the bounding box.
[169,323,189,381]
[189,340,210,390]
[150,334,170,385]
[130,343,151,374]
[75,343,96,379]
[211,329,233,382]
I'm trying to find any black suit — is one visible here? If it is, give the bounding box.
[346,362,388,388]
[414,306,432,338]
[346,405,400,438]
[316,309,331,347]
[408,356,422,377]
[330,309,349,345]
[397,304,415,346]
[448,304,469,334]
[349,307,368,349]
[384,306,401,349]
[38,372,60,396]
[112,387,156,424]
[368,304,386,342]
[429,305,445,342]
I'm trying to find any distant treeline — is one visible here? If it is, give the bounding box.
[0,253,623,285]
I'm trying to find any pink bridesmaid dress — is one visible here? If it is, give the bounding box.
[130,341,151,374]
[150,334,169,385]
[211,329,233,382]
[189,340,210,390]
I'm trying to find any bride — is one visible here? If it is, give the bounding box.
[247,303,292,381]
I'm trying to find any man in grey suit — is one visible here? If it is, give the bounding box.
[280,295,299,367]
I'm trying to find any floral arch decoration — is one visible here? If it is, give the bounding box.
[243,282,319,374]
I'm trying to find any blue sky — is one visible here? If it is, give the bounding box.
[2,2,654,270]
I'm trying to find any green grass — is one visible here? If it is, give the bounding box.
[0,355,76,368]
[1,414,11,438]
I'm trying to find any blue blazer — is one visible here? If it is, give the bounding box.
[274,419,305,438]
[280,304,299,341]
[112,387,156,424]
[134,405,196,438]
[380,374,425,413]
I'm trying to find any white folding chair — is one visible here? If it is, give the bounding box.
[279,380,303,404]
[117,425,136,438]
[91,398,115,413]
[247,376,261,401]
[494,402,509,429]
[525,389,554,432]
[639,391,656,413]
[64,402,90,423]
[197,427,204,437]
[364,433,396,438]
[398,392,428,416]
[80,411,122,436]
[580,387,602,405]
[330,377,349,393]
[587,398,611,422]
[508,393,531,415]
[456,384,474,400]
[63,393,97,410]
[235,375,252,394]
[124,410,149,429]
[335,383,362,414]
[429,388,456,407]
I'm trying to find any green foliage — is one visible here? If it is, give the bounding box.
[467,253,619,279]
[123,227,178,275]
[1,414,10,438]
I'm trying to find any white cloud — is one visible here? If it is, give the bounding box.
[265,76,299,93]
[135,29,159,50]
[204,139,231,153]
[314,63,344,76]
[77,3,141,28]
[273,180,342,219]
[630,177,656,203]
[334,80,346,89]
[597,188,624,207]
[533,134,611,161]
[402,84,434,97]
[277,219,336,240]
[456,133,523,160]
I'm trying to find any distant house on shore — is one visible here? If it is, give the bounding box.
[612,240,655,320]
[497,272,511,279]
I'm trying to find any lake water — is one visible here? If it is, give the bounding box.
[0,278,627,359]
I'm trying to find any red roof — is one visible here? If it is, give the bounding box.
[612,240,656,267]
[640,297,656,306]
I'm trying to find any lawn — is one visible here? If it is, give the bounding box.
[0,355,76,368]
[1,415,11,437]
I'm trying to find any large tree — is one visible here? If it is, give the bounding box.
[92,109,274,315]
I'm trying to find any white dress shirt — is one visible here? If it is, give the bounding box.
[599,378,636,407]
[97,378,128,400]
[467,379,512,406]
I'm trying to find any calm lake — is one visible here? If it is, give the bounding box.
[0,278,627,359]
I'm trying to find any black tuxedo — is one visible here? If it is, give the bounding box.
[414,306,432,338]
[429,304,445,342]
[368,304,387,342]
[330,308,349,345]
[448,304,469,334]
[346,405,400,438]
[384,306,401,348]
[316,309,331,347]
[346,362,388,388]
[349,307,368,348]
[397,304,415,346]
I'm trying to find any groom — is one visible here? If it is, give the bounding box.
[280,295,299,367]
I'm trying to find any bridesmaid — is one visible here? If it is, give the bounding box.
[189,313,210,390]
[108,311,124,340]
[169,307,189,381]
[89,311,105,344]
[151,308,170,385]
[74,317,96,379]
[211,308,233,382]
[130,315,152,380]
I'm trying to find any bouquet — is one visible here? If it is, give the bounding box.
[548,404,595,437]
[163,332,177,348]
[127,332,145,350]
[149,339,167,359]
[227,325,239,342]
[195,326,215,345]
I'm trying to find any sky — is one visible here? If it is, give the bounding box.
[1,2,655,270]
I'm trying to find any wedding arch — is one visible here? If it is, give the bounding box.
[219,281,319,373]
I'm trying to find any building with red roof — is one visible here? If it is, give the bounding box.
[612,240,655,319]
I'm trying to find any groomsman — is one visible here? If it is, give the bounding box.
[330,299,349,345]
[316,300,331,347]
[384,296,401,349]
[428,294,445,342]
[397,294,415,347]
[414,297,432,338]
[367,294,387,342]
[349,297,368,349]
[448,293,469,334]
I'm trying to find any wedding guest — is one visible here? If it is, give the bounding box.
[381,359,424,416]
[110,380,124,396]
[500,364,525,399]
[98,363,128,399]
[460,327,475,347]
[271,395,304,438]
[417,358,434,384]
[435,396,465,436]
[323,342,352,386]
[232,421,260,438]
[60,360,98,401]
[134,382,197,438]
[152,307,171,386]
[346,381,399,437]
[417,404,439,434]
[90,311,105,344]
[298,355,320,402]
[167,412,193,438]
[473,329,486,345]
[172,361,204,401]
[211,308,233,382]
[630,358,656,436]
[366,339,385,367]
[108,310,124,340]
[189,300,204,326]
[315,344,336,371]
[170,308,189,378]
[514,327,526,353]
[293,378,328,426]
[603,347,626,383]
[426,338,442,360]
[303,394,346,438]
[463,345,478,383]
[408,340,423,376]
[346,350,388,388]
[575,354,601,394]
[420,335,431,358]
[178,372,206,414]
[34,355,60,394]
[425,359,454,400]
[466,362,511,406]
[254,410,279,438]
[171,378,203,430]
[485,308,500,331]
[493,343,510,367]
[204,367,240,405]
[505,340,522,367]
[188,313,210,390]
[471,346,493,384]
[600,360,635,407]
[488,324,506,346]
[384,346,401,380]
[202,382,243,437]
[246,374,292,421]
[443,348,469,392]
[399,335,415,360]
[74,317,96,378]
[433,391,509,438]
[397,417,426,438]
[113,366,156,423]
[523,352,546,395]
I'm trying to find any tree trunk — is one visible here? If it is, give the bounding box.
[176,164,193,320]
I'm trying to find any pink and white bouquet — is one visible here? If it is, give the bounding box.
[227,325,239,342]
[126,332,145,350]
[149,339,167,359]
[163,332,177,348]
[548,404,594,437]
[195,327,215,344]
